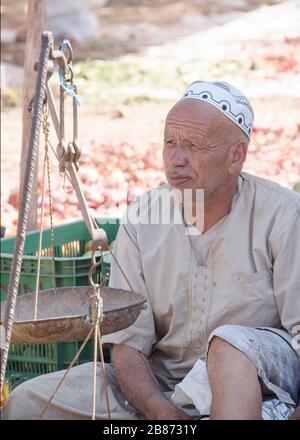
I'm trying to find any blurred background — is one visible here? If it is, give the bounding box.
[1,0,300,237]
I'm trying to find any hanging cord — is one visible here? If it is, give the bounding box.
[90,217,134,292]
[88,253,111,419]
[91,217,135,294]
[42,103,56,289]
[108,247,134,292]
[87,279,112,420]
[38,324,95,419]
[34,152,47,320]
[97,326,111,419]
[35,103,58,319]
[92,321,99,420]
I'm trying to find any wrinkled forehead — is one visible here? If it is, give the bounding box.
[165,99,230,135]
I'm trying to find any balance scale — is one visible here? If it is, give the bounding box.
[0,32,146,419]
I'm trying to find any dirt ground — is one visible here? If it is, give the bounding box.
[1,0,287,61]
[1,0,300,236]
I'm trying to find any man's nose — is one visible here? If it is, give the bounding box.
[168,144,187,166]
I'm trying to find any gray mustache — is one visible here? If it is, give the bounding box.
[166,167,194,178]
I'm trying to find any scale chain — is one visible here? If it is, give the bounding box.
[42,103,57,288]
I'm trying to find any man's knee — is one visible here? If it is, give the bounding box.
[206,329,258,379]
[207,325,256,364]
[207,335,237,368]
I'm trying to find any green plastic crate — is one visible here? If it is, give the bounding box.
[0,218,120,379]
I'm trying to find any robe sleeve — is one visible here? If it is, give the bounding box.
[102,211,156,358]
[270,209,300,348]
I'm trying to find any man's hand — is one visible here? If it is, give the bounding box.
[151,400,193,420]
[290,405,300,420]
[112,344,192,420]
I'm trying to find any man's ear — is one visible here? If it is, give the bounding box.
[228,142,248,174]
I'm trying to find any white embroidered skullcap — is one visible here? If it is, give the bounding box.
[181,80,254,139]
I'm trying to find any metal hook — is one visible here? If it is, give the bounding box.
[88,248,104,287]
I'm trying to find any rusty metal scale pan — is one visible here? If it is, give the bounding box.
[0,287,146,344]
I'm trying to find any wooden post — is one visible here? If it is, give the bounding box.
[19,0,46,231]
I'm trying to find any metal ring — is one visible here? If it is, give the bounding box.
[64,65,74,83]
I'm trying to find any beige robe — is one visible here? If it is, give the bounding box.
[3,172,300,419]
[104,172,300,389]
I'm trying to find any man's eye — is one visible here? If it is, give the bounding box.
[165,140,175,146]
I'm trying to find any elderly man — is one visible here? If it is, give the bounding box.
[3,81,300,420]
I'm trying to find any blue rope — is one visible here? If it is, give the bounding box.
[58,69,81,106]
[58,40,81,106]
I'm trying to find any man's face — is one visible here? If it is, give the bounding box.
[163,99,236,196]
